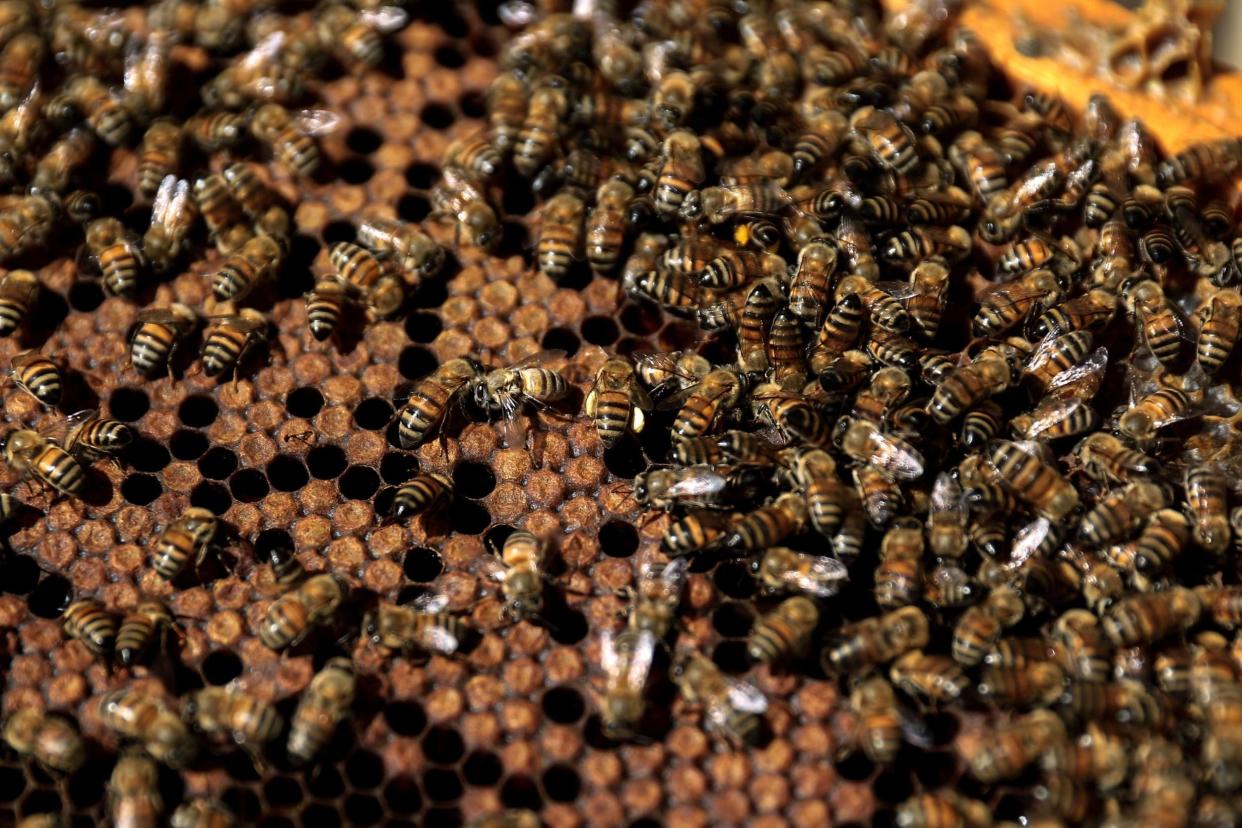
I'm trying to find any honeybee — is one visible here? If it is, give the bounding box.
[329,240,404,317]
[356,215,444,278]
[584,357,650,447]
[791,111,849,180]
[1131,508,1191,575]
[0,191,59,262]
[808,294,866,373]
[287,657,355,765]
[1031,288,1117,338]
[662,510,730,556]
[1024,330,1096,392]
[883,225,971,264]
[64,75,132,146]
[536,191,586,281]
[186,686,284,753]
[1121,278,1188,369]
[681,180,794,225]
[98,688,196,768]
[0,269,36,339]
[184,110,247,153]
[1184,464,1230,555]
[668,369,747,443]
[989,440,1078,520]
[672,652,768,745]
[471,354,569,438]
[2,708,86,775]
[927,472,967,559]
[260,572,346,650]
[751,547,848,599]
[113,600,175,668]
[129,303,195,377]
[584,179,633,276]
[109,753,162,828]
[928,347,1022,423]
[822,606,930,673]
[63,598,117,657]
[83,217,145,298]
[474,529,548,623]
[10,350,62,406]
[365,593,470,656]
[904,258,950,341]
[486,71,527,157]
[194,173,251,255]
[784,447,850,539]
[599,627,658,740]
[1072,431,1158,484]
[133,120,184,199]
[201,309,269,379]
[894,791,992,828]
[833,416,924,481]
[654,131,705,216]
[854,464,904,527]
[889,650,968,704]
[170,799,235,828]
[396,357,485,448]
[212,233,286,302]
[2,428,85,498]
[221,162,285,234]
[64,409,132,464]
[431,165,500,250]
[747,596,819,665]
[141,176,196,274]
[1078,480,1168,546]
[514,82,567,177]
[1156,137,1242,187]
[850,106,918,174]
[304,280,348,342]
[316,3,406,70]
[250,103,333,177]
[390,472,453,518]
[952,586,1024,666]
[973,268,1067,336]
[786,240,838,327]
[964,709,1066,783]
[1103,587,1201,647]
[151,506,218,582]
[1197,288,1241,375]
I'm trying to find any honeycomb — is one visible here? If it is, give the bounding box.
[0,4,872,827]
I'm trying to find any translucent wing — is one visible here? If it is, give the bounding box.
[151,176,191,228]
[663,468,729,499]
[135,307,186,326]
[780,555,848,597]
[658,557,690,588]
[410,591,450,614]
[1008,517,1052,570]
[471,554,508,584]
[870,432,925,481]
[507,349,569,370]
[626,630,656,687]
[1048,346,1108,396]
[930,472,962,512]
[359,6,408,32]
[899,706,935,748]
[726,678,769,714]
[874,280,918,301]
[498,0,539,26]
[600,630,621,679]
[64,409,100,429]
[297,109,342,136]
[1019,397,1097,440]
[241,30,286,71]
[417,625,459,654]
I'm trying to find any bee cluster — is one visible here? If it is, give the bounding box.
[3,0,1242,825]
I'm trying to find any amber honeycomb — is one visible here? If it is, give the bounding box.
[0,5,960,828]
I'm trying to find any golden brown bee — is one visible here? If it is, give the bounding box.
[1157,137,1242,187]
[486,71,527,158]
[3,708,86,775]
[136,120,184,199]
[822,606,930,674]
[1184,464,1230,555]
[316,3,405,71]
[1197,288,1241,375]
[2,428,85,498]
[965,709,1066,783]
[64,409,132,464]
[1103,587,1201,647]
[0,29,40,110]
[0,192,58,262]
[0,269,37,339]
[883,225,971,264]
[1024,330,1096,392]
[854,463,904,527]
[1078,480,1168,545]
[63,598,117,657]
[928,348,1022,424]
[585,357,650,447]
[894,791,992,828]
[187,686,284,753]
[662,510,729,556]
[110,753,161,825]
[584,179,633,276]
[834,274,911,333]
[201,308,269,378]
[670,369,747,443]
[83,217,145,298]
[1119,383,1194,449]
[672,651,767,745]
[927,471,967,559]
[129,303,196,377]
[356,214,444,278]
[213,233,286,302]
[365,593,470,656]
[329,240,404,317]
[808,294,867,374]
[431,165,499,250]
[170,799,235,828]
[29,127,95,193]
[287,657,355,765]
[599,627,658,740]
[974,269,1067,337]
[625,266,701,313]
[250,103,329,178]
[115,600,175,667]
[655,131,705,217]
[951,586,1024,667]
[472,356,570,433]
[990,440,1078,520]
[513,82,566,177]
[391,472,453,518]
[1122,278,1187,369]
[833,416,925,481]
[476,529,547,622]
[260,572,345,650]
[221,162,283,231]
[850,106,918,174]
[142,176,196,274]
[849,677,909,765]
[65,75,132,147]
[889,650,968,704]
[397,357,485,448]
[977,661,1065,708]
[766,308,807,388]
[733,278,779,373]
[752,546,848,598]
[791,111,848,180]
[536,191,585,281]
[786,240,838,328]
[184,110,247,153]
[1073,431,1159,484]
[10,350,62,406]
[1131,507,1191,575]
[720,491,807,553]
[747,596,818,664]
[304,280,347,342]
[1032,288,1118,339]
[193,173,251,256]
[681,180,792,225]
[786,447,850,539]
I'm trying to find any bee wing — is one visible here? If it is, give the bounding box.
[507,349,570,370]
[781,555,849,597]
[1048,346,1109,395]
[359,6,409,32]
[657,556,690,589]
[418,625,459,654]
[497,0,539,26]
[297,109,342,137]
[64,409,100,430]
[653,382,700,412]
[600,630,621,677]
[1020,397,1096,439]
[409,591,451,614]
[0,272,37,304]
[869,432,924,481]
[663,469,729,499]
[242,30,286,71]
[1008,517,1052,570]
[725,678,769,714]
[931,472,962,513]
[873,280,918,300]
[471,554,508,584]
[627,631,657,687]
[151,176,191,228]
[898,706,935,749]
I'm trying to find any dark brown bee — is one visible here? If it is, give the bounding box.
[1103,587,1201,647]
[84,217,145,298]
[391,472,453,518]
[63,599,117,657]
[536,191,586,281]
[1156,138,1242,187]
[585,179,633,276]
[850,106,918,174]
[928,346,1022,423]
[185,110,247,153]
[991,439,1078,520]
[890,650,968,704]
[201,309,269,378]
[0,266,38,334]
[130,304,196,376]
[10,351,62,406]
[116,601,175,667]
[655,131,706,217]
